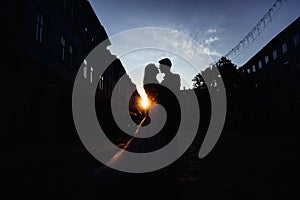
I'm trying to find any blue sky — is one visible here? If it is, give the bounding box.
[89,0,299,89]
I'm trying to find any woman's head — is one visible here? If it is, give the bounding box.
[145,63,159,74]
[144,63,159,83]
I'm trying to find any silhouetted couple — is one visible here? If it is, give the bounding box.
[143,58,180,99]
[139,58,182,151]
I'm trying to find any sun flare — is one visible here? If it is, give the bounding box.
[138,88,151,110]
[141,97,149,109]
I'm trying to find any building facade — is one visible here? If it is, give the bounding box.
[1,0,134,142]
[238,16,300,130]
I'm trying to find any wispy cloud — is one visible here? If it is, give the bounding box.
[204,36,220,45]
[201,46,222,57]
[206,28,217,34]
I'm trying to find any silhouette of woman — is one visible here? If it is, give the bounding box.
[143,63,160,103]
[125,63,165,153]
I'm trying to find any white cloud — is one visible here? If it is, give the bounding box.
[206,29,217,33]
[201,46,222,57]
[204,36,220,45]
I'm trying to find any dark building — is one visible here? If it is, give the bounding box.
[238,16,300,130]
[0,0,134,143]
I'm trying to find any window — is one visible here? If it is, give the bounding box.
[90,67,93,83]
[71,6,74,19]
[61,36,66,61]
[252,65,256,72]
[294,34,299,46]
[247,69,251,73]
[62,0,78,21]
[83,67,87,79]
[69,45,73,65]
[282,43,287,53]
[83,59,87,79]
[258,61,262,69]
[60,36,75,66]
[265,56,269,64]
[273,50,277,60]
[99,76,104,91]
[36,12,44,43]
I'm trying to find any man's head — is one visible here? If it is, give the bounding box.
[159,58,172,73]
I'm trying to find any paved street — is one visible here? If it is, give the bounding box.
[2,131,299,199]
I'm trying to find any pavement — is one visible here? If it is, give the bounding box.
[1,131,299,199]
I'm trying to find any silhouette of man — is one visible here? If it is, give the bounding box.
[159,58,181,91]
[156,58,181,145]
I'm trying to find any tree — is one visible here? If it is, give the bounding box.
[192,73,206,89]
[192,57,240,91]
[215,57,239,91]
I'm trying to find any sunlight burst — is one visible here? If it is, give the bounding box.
[138,88,150,110]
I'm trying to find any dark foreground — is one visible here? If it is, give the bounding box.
[2,131,299,200]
